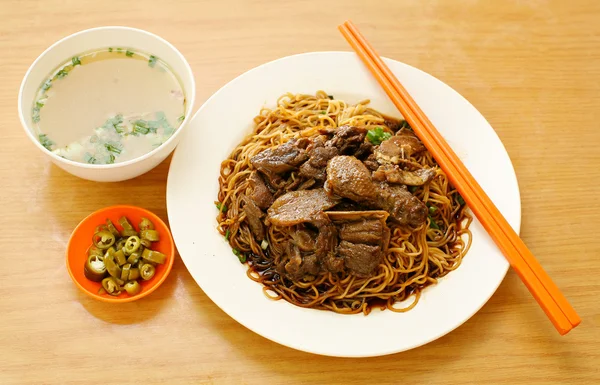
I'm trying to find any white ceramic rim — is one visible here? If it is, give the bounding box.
[167,51,521,357]
[17,26,196,169]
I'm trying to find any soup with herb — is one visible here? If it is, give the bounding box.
[32,48,185,164]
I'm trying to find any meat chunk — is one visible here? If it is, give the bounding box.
[375,131,426,165]
[248,171,274,209]
[251,139,308,175]
[299,144,339,181]
[383,118,407,133]
[290,227,317,252]
[266,189,341,226]
[354,142,374,159]
[323,253,345,273]
[339,218,384,245]
[325,156,428,227]
[328,199,367,212]
[363,154,379,171]
[242,196,266,241]
[325,156,378,201]
[337,241,382,277]
[325,125,367,154]
[314,221,338,260]
[372,164,436,186]
[377,184,428,227]
[283,245,320,279]
[326,211,390,276]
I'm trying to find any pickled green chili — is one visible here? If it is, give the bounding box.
[114,249,127,266]
[142,248,166,264]
[121,263,131,281]
[104,254,122,279]
[139,263,156,280]
[92,231,115,249]
[139,217,154,231]
[88,245,103,257]
[124,281,141,295]
[106,219,120,237]
[124,236,141,254]
[84,255,107,282]
[119,216,137,237]
[102,277,121,296]
[140,230,159,242]
[84,216,166,297]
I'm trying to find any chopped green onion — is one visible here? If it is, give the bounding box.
[327,95,334,100]
[366,127,392,145]
[84,153,97,164]
[429,216,440,229]
[41,79,52,91]
[408,186,417,193]
[225,229,230,241]
[32,114,40,123]
[177,115,185,122]
[147,121,159,133]
[133,120,150,135]
[107,154,115,164]
[155,111,174,135]
[38,134,54,150]
[116,48,123,53]
[215,202,227,212]
[232,248,246,263]
[105,143,122,154]
[261,240,268,250]
[456,194,465,206]
[71,56,81,66]
[320,111,326,115]
[102,115,124,134]
[35,100,45,109]
[125,50,134,57]
[108,47,113,52]
[56,69,68,79]
[428,205,437,215]
[148,55,157,68]
[155,111,166,122]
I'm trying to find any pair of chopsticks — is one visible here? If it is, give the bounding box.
[338,20,580,335]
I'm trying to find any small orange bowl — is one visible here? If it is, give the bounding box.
[66,205,175,302]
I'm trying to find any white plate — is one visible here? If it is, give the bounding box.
[166,52,521,357]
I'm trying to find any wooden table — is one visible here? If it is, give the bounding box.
[1,1,599,383]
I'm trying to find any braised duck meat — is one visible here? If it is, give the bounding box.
[325,156,379,202]
[284,244,320,279]
[336,241,381,277]
[248,171,274,209]
[266,189,341,227]
[251,138,309,175]
[377,184,428,228]
[242,196,266,241]
[375,129,426,165]
[325,155,428,227]
[325,125,367,155]
[372,164,436,186]
[327,210,390,276]
[299,141,339,181]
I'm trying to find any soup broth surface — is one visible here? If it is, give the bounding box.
[33,48,186,164]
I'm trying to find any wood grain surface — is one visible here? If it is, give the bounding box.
[1,0,599,384]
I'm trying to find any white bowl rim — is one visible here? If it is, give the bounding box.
[17,25,196,169]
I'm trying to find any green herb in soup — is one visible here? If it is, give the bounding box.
[32,48,186,164]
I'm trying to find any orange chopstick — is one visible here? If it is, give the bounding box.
[339,20,580,334]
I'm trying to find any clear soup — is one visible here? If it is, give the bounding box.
[32,48,186,165]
